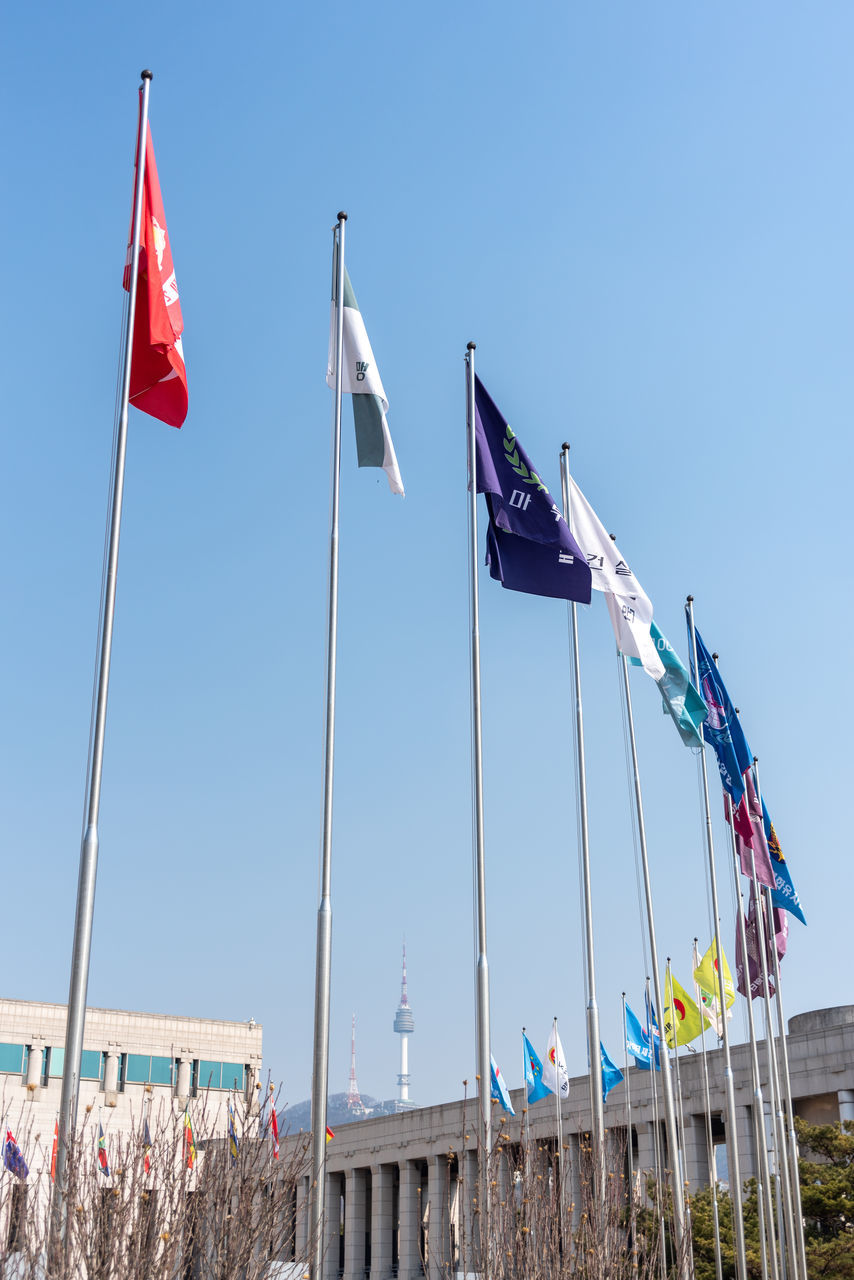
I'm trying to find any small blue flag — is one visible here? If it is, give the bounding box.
[490,1054,516,1115]
[4,1129,28,1180]
[474,376,592,604]
[763,803,807,925]
[688,620,753,806]
[228,1101,239,1164]
[625,1002,659,1072]
[523,1034,552,1103]
[600,1042,624,1102]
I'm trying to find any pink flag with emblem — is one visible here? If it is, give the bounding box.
[724,770,775,889]
[124,94,188,427]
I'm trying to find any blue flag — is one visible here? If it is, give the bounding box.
[625,1002,659,1071]
[688,620,753,806]
[4,1130,28,1180]
[600,1042,624,1102]
[474,376,592,604]
[523,1034,552,1103]
[764,803,807,925]
[632,622,708,747]
[490,1054,516,1115]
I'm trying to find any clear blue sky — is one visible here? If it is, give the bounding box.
[2,2,852,1116]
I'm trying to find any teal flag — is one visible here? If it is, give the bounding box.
[600,1042,624,1102]
[632,621,707,747]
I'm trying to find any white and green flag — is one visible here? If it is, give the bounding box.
[327,265,404,496]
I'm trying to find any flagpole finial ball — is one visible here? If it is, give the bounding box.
[337,211,348,222]
[562,442,570,451]
[467,341,476,350]
[687,594,693,602]
[141,69,153,80]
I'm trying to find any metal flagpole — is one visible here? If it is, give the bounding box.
[465,343,493,1209]
[308,210,347,1280]
[647,977,668,1280]
[664,962,695,1280]
[726,794,775,1280]
[553,1017,565,1206]
[619,653,689,1274]
[559,445,604,1193]
[622,994,639,1279]
[763,884,808,1280]
[53,70,153,1224]
[693,940,724,1280]
[685,597,749,1280]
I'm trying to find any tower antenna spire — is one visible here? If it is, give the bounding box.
[346,1013,364,1113]
[393,942,415,1108]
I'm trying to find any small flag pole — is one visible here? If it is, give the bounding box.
[646,976,668,1280]
[692,940,725,1280]
[308,211,348,1280]
[725,789,777,1280]
[53,69,153,1225]
[621,994,639,1280]
[464,342,493,1185]
[686,596,749,1280]
[558,445,604,1195]
[618,651,689,1273]
[552,1016,565,1230]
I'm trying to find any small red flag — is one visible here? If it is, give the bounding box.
[270,1103,280,1161]
[325,1125,334,1143]
[124,93,188,428]
[50,1121,58,1182]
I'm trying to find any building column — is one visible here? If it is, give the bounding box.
[343,1167,368,1280]
[565,1131,583,1228]
[295,1175,310,1264]
[25,1041,43,1090]
[370,1164,393,1280]
[103,1052,119,1093]
[397,1159,421,1280]
[324,1172,344,1280]
[838,1090,854,1123]
[426,1154,448,1280]
[177,1057,192,1101]
[682,1112,711,1191]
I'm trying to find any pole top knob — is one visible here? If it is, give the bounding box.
[467,341,476,351]
[141,69,153,80]
[337,210,348,222]
[686,594,694,603]
[561,441,571,452]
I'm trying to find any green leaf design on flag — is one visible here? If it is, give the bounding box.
[503,426,547,492]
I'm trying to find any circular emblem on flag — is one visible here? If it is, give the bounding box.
[549,1047,557,1065]
[675,998,686,1022]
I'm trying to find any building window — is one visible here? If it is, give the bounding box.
[0,1043,25,1075]
[48,1047,65,1078]
[126,1054,151,1084]
[221,1062,245,1092]
[198,1060,221,1090]
[80,1050,103,1081]
[118,1053,127,1092]
[150,1055,173,1086]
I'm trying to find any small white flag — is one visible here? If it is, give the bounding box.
[568,477,664,680]
[541,1023,570,1100]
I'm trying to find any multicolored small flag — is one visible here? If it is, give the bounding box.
[326,253,403,495]
[124,93,188,427]
[663,971,706,1048]
[473,376,592,604]
[183,1110,196,1169]
[542,1024,570,1100]
[764,805,807,925]
[143,1119,152,1174]
[50,1120,58,1182]
[227,1101,239,1164]
[632,621,708,746]
[523,1033,552,1104]
[625,1002,658,1071]
[600,1042,624,1102]
[490,1055,515,1115]
[726,771,775,889]
[4,1130,28,1180]
[325,1126,334,1143]
[97,1124,110,1177]
[736,880,788,1000]
[270,1099,280,1161]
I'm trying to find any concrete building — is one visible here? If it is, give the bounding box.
[0,997,263,1185]
[282,1005,854,1280]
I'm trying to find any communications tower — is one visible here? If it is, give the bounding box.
[393,944,415,1105]
[346,1014,365,1114]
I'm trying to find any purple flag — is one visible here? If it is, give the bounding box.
[473,376,591,604]
[726,771,775,889]
[736,881,788,999]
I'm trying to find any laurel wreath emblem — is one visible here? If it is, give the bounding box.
[503,426,547,492]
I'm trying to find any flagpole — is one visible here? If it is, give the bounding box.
[308,210,347,1280]
[52,70,153,1225]
[553,1016,565,1227]
[685,596,749,1280]
[752,757,804,1280]
[647,977,668,1280]
[726,794,776,1280]
[665,962,695,1280]
[622,994,639,1280]
[558,444,604,1193]
[693,940,724,1280]
[465,342,493,1198]
[619,653,688,1272]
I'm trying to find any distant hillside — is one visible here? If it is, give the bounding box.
[281,1092,411,1133]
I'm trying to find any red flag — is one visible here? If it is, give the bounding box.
[124,94,188,428]
[50,1121,58,1182]
[725,772,775,889]
[270,1102,279,1161]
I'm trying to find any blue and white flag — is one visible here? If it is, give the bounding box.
[764,804,807,925]
[600,1042,624,1102]
[490,1055,515,1115]
[632,621,708,747]
[523,1034,552,1103]
[688,621,753,807]
[474,376,592,604]
[625,1002,659,1071]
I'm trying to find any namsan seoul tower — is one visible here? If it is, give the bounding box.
[393,943,415,1107]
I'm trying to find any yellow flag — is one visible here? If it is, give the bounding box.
[693,940,735,1009]
[663,972,706,1048]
